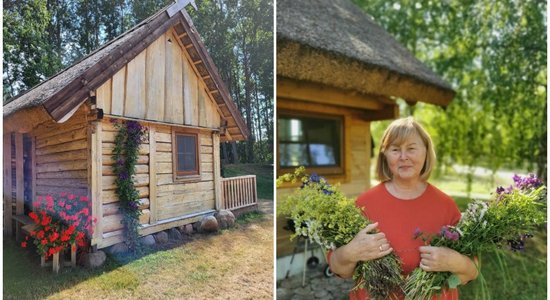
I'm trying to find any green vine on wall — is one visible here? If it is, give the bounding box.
[111,119,148,253]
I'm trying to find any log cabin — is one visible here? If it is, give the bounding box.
[276,0,456,277]
[3,0,256,251]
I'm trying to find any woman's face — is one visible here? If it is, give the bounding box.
[384,133,427,182]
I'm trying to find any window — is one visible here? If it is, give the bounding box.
[173,129,200,178]
[278,114,343,175]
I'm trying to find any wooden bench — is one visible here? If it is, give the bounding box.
[12,214,34,242]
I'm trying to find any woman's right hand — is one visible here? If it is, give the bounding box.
[329,222,393,278]
[344,222,393,262]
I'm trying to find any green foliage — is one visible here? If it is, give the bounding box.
[3,0,63,99]
[277,167,404,299]
[112,120,148,254]
[191,0,274,163]
[356,0,547,184]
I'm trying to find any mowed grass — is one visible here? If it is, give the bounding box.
[223,163,273,200]
[3,212,273,300]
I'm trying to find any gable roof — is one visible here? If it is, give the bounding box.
[277,0,455,106]
[4,1,248,141]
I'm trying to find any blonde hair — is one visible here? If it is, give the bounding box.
[376,117,436,182]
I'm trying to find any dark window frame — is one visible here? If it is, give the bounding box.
[277,112,345,176]
[172,128,201,181]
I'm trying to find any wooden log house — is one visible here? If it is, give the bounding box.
[276,0,456,271]
[3,0,254,251]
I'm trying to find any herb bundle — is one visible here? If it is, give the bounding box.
[277,167,404,299]
[404,174,547,299]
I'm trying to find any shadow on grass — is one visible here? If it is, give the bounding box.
[3,210,270,299]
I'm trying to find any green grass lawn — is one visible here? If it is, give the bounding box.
[222,163,273,200]
[3,211,273,299]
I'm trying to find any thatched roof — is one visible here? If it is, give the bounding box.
[277,0,455,106]
[4,0,248,140]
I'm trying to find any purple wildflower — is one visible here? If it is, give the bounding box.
[119,171,129,181]
[128,201,139,210]
[496,186,505,194]
[117,159,125,166]
[413,228,422,239]
[513,174,543,191]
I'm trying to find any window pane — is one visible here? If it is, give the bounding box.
[278,118,304,142]
[279,143,308,167]
[177,136,185,153]
[183,154,196,171]
[278,115,342,168]
[309,144,336,166]
[176,134,197,173]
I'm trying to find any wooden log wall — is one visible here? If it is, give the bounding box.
[154,124,216,220]
[99,119,217,239]
[33,107,89,199]
[96,30,221,129]
[100,121,151,235]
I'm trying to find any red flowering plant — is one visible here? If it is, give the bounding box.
[21,193,97,258]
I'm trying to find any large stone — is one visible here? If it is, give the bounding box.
[215,210,236,229]
[184,224,194,235]
[168,228,182,240]
[276,288,291,300]
[106,242,128,255]
[199,216,219,233]
[81,250,106,268]
[192,221,201,231]
[141,235,156,246]
[154,231,169,244]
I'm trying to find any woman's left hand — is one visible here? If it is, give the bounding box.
[418,246,461,272]
[419,246,479,284]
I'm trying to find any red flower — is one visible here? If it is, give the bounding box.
[29,212,38,221]
[37,231,45,239]
[68,194,75,200]
[80,196,89,202]
[66,205,72,210]
[60,192,67,197]
[41,239,48,245]
[46,195,54,206]
[21,242,27,248]
[30,231,36,236]
[49,232,59,242]
[81,208,89,216]
[59,201,65,207]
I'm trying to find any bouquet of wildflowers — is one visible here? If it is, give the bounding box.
[277,167,403,299]
[404,174,547,299]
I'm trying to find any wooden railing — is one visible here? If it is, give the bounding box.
[221,175,258,211]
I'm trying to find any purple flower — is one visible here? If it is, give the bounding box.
[128,201,139,210]
[119,171,129,181]
[413,228,422,239]
[496,186,505,194]
[117,159,125,166]
[513,174,543,191]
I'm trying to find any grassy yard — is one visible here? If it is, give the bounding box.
[223,163,273,200]
[3,209,273,300]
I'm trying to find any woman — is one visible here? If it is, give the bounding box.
[329,117,478,299]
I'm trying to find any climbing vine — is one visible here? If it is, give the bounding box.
[111,119,148,253]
